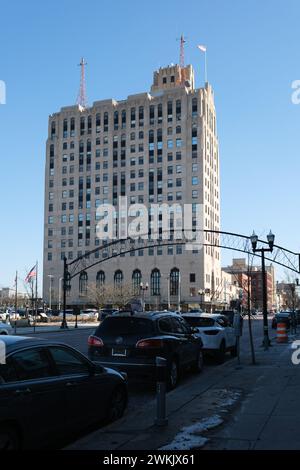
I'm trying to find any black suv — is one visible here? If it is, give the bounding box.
[88,312,203,389]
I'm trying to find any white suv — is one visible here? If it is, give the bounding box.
[182,313,237,363]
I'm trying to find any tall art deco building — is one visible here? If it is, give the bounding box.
[43,62,221,310]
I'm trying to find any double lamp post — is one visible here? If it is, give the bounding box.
[250,230,275,350]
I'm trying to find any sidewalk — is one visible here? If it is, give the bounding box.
[66,332,300,451]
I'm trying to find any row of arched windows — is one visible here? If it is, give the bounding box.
[78,268,180,297]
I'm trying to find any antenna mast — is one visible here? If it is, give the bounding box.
[179,35,186,84]
[76,57,88,108]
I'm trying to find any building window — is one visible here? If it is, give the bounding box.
[190,273,196,283]
[170,268,180,296]
[114,270,123,287]
[151,268,161,296]
[132,269,142,295]
[192,176,199,185]
[96,270,105,288]
[79,271,88,296]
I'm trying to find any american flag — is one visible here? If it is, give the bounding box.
[25,265,36,283]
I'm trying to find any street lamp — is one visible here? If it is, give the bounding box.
[58,277,63,312]
[60,257,69,329]
[47,275,54,311]
[140,282,149,312]
[198,289,205,311]
[250,230,275,349]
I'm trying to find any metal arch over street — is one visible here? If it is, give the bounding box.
[65,230,300,280]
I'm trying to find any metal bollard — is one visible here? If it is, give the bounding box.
[155,356,168,426]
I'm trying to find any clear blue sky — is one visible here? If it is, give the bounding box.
[1,0,300,292]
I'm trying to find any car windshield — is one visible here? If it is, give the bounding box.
[97,317,154,335]
[183,316,215,327]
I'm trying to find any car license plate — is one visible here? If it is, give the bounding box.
[112,348,127,357]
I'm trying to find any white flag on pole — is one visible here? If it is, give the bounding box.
[197,45,207,52]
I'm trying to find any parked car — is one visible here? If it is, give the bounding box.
[188,308,203,314]
[80,309,98,319]
[214,309,236,325]
[0,310,10,322]
[58,309,75,318]
[182,313,237,363]
[0,336,128,449]
[0,322,13,335]
[88,311,204,390]
[98,308,119,321]
[272,312,291,329]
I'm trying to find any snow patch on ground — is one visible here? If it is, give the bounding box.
[159,415,223,450]
[159,388,242,450]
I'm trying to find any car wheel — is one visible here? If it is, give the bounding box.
[215,340,226,364]
[0,332,7,335]
[0,426,20,450]
[191,349,204,373]
[167,359,179,390]
[107,386,127,423]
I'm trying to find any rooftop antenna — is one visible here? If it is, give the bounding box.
[76,57,88,108]
[177,35,187,84]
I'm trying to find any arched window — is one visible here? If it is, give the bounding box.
[70,117,75,136]
[87,115,92,133]
[121,109,126,128]
[114,111,119,129]
[104,112,109,131]
[151,269,161,296]
[132,269,142,295]
[170,268,180,296]
[96,270,105,288]
[79,271,88,296]
[114,270,123,287]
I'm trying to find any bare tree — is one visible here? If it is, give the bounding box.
[87,282,134,310]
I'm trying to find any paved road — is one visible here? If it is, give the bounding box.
[17,315,273,413]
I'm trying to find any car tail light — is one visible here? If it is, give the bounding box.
[136,338,164,349]
[203,329,219,336]
[88,335,104,347]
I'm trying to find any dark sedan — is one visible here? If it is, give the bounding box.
[0,336,128,450]
[88,311,203,390]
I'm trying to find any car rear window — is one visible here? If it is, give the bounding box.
[182,316,215,327]
[96,317,154,335]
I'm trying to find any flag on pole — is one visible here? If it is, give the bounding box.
[25,265,37,283]
[197,44,207,52]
